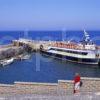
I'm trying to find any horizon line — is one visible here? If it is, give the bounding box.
[0,29,100,31]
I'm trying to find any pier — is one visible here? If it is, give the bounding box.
[12,38,56,51]
[0,38,51,60]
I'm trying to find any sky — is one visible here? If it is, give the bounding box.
[0,0,100,30]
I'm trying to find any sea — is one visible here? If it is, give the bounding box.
[0,30,100,84]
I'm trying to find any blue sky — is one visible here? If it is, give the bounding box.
[0,0,100,30]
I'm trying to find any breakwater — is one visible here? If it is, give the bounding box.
[0,38,54,61]
[0,77,100,95]
[0,45,24,60]
[12,38,55,51]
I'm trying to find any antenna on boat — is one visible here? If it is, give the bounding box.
[83,30,90,42]
[83,30,94,46]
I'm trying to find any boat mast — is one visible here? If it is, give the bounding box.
[83,30,91,44]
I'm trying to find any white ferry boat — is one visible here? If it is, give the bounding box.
[41,31,100,65]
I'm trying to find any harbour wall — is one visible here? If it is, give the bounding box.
[0,77,100,95]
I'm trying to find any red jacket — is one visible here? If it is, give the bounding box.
[74,75,80,84]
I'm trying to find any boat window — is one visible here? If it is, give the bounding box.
[49,48,88,55]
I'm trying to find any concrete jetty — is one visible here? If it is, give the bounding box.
[0,45,25,60]
[12,38,56,51]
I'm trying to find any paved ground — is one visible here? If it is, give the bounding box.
[0,93,100,100]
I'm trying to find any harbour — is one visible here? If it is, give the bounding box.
[0,0,100,98]
[0,31,100,84]
[0,52,100,84]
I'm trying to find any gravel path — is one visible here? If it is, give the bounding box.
[0,92,100,100]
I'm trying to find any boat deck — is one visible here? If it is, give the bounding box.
[51,42,100,50]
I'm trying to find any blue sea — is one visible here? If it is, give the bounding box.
[0,31,100,45]
[0,31,100,84]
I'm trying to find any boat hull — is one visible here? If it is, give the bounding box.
[41,51,99,65]
[0,58,14,66]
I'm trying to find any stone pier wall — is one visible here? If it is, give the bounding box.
[81,77,100,92]
[0,77,100,95]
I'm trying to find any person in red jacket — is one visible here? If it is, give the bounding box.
[73,73,81,94]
